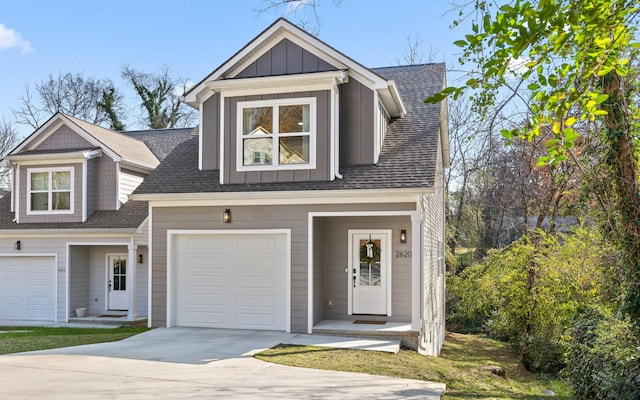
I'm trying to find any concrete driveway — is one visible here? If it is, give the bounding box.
[0,327,445,399]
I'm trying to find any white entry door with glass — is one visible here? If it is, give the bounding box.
[107,254,128,310]
[348,230,391,315]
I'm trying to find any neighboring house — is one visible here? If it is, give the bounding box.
[0,18,448,356]
[129,18,450,355]
[0,113,194,323]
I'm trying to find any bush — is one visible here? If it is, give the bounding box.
[446,228,619,373]
[565,308,640,400]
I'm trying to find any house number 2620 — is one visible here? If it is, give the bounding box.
[395,251,412,258]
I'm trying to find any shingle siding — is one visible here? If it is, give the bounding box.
[36,125,93,150]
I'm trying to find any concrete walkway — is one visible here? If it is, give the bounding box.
[0,327,445,399]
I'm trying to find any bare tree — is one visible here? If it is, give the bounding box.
[122,65,196,130]
[0,119,19,188]
[258,0,343,35]
[397,34,442,65]
[12,72,121,130]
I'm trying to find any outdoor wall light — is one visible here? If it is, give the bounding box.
[15,240,21,250]
[138,254,143,264]
[400,229,407,244]
[223,208,232,223]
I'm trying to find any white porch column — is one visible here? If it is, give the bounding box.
[411,212,422,331]
[127,244,137,321]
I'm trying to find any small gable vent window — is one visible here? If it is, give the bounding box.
[237,98,316,171]
[27,167,74,214]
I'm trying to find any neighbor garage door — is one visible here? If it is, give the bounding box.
[173,233,288,330]
[0,256,56,321]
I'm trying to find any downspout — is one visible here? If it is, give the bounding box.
[332,76,344,179]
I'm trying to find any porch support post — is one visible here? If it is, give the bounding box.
[411,212,422,331]
[127,244,137,321]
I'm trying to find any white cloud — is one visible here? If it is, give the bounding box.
[0,24,32,53]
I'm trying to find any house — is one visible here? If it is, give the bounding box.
[0,18,448,355]
[0,113,194,323]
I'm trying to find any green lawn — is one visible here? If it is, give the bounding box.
[256,332,573,399]
[0,326,149,355]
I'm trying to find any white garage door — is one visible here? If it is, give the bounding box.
[0,256,55,321]
[173,233,288,330]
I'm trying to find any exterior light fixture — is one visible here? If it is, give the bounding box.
[400,229,407,244]
[138,254,143,264]
[15,240,21,250]
[223,208,232,223]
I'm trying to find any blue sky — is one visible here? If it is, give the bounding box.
[0,0,467,135]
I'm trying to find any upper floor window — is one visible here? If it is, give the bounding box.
[27,167,74,214]
[237,98,316,170]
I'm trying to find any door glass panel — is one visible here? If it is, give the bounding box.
[359,239,382,287]
[112,259,126,291]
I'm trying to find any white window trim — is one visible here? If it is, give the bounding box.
[26,166,75,215]
[236,97,317,172]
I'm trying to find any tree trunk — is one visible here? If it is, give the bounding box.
[602,72,640,321]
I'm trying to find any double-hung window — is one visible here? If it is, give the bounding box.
[237,97,316,170]
[27,167,74,214]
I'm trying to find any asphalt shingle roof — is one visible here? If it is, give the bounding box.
[124,127,198,161]
[134,63,445,195]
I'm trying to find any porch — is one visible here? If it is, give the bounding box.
[68,311,148,327]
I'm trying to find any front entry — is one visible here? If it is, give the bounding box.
[348,230,391,315]
[107,254,128,310]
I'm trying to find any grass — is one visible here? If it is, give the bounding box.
[256,332,573,399]
[0,326,149,355]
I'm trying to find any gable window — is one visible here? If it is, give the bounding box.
[237,98,316,170]
[27,167,74,214]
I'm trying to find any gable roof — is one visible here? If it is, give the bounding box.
[4,113,160,170]
[133,63,446,198]
[183,18,406,117]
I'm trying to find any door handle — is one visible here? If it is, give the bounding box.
[108,280,112,292]
[353,274,356,288]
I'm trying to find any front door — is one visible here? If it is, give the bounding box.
[107,254,128,310]
[349,230,391,315]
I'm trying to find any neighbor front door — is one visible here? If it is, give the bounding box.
[107,254,128,310]
[349,231,391,315]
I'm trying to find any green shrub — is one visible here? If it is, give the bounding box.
[565,308,640,400]
[446,228,619,373]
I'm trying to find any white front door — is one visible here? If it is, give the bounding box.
[107,254,128,310]
[349,230,391,315]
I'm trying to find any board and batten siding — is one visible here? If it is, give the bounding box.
[339,78,375,166]
[319,216,412,322]
[235,38,337,78]
[150,202,416,331]
[421,135,446,356]
[69,246,90,315]
[201,93,220,170]
[223,91,331,184]
[119,169,146,205]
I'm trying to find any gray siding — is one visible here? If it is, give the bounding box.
[319,216,412,322]
[339,77,375,165]
[224,91,331,184]
[69,246,90,315]
[35,125,93,150]
[0,236,135,322]
[236,39,337,78]
[18,163,83,223]
[150,202,416,331]
[86,158,97,217]
[312,218,325,325]
[201,93,220,170]
[96,156,117,210]
[420,135,446,356]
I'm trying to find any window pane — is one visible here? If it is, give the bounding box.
[242,107,272,135]
[31,172,48,190]
[52,171,70,190]
[243,138,273,166]
[31,193,48,211]
[279,136,309,164]
[359,262,371,286]
[52,192,71,210]
[279,104,310,133]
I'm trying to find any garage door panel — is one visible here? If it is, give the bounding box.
[0,256,55,321]
[174,233,287,330]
